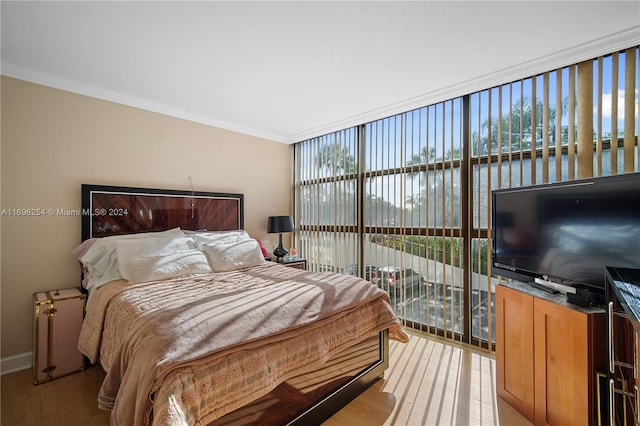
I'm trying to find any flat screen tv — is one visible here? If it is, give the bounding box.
[492,172,640,295]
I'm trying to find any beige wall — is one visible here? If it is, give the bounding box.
[1,76,292,360]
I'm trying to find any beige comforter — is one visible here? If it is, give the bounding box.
[78,262,408,425]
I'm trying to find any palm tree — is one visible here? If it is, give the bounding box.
[315,142,356,174]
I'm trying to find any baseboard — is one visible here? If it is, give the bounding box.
[1,351,32,375]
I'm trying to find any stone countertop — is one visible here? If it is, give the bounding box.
[606,266,640,331]
[498,279,606,314]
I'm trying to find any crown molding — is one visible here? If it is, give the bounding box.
[3,25,638,146]
[289,26,640,143]
[1,64,290,144]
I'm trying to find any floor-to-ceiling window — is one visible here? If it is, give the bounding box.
[293,46,639,351]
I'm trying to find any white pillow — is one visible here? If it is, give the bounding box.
[122,250,212,284]
[191,230,251,248]
[80,228,184,290]
[116,236,194,282]
[201,239,265,272]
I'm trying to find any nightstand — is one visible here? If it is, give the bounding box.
[277,258,307,270]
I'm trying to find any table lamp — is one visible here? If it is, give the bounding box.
[267,215,294,261]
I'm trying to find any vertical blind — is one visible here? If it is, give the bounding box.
[293,46,639,351]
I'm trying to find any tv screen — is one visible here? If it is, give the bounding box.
[492,173,640,293]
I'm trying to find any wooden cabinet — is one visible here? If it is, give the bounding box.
[496,284,606,425]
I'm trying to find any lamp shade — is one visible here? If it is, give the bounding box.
[267,215,294,233]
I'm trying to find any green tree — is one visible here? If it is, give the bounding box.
[315,142,356,174]
[473,95,574,155]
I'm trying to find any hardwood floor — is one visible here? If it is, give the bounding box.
[1,330,531,425]
[323,331,532,425]
[1,363,110,426]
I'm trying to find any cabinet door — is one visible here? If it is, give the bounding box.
[496,285,535,423]
[534,297,589,426]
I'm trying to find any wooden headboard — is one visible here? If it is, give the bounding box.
[81,184,244,241]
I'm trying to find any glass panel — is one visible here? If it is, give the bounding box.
[363,114,405,172]
[364,101,463,172]
[297,128,358,180]
[364,233,463,336]
[470,74,582,159]
[365,168,461,228]
[471,238,497,343]
[473,156,577,229]
[298,230,358,273]
[424,101,464,163]
[364,174,403,227]
[298,180,356,226]
[424,166,461,228]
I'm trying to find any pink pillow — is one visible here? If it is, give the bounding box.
[72,238,98,261]
[256,239,268,257]
[71,238,98,288]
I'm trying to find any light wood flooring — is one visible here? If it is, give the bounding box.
[323,331,531,425]
[1,330,531,425]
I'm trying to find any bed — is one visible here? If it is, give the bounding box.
[75,184,409,426]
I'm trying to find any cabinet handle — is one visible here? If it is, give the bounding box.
[609,301,615,374]
[635,331,638,380]
[610,378,616,426]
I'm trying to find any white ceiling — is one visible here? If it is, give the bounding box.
[2,1,639,144]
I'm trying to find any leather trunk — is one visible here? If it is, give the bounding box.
[33,288,86,384]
